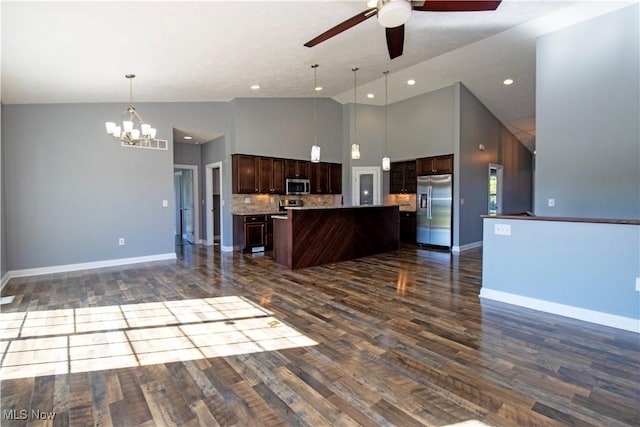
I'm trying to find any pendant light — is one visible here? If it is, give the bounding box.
[351,67,361,160]
[382,70,391,171]
[310,64,321,163]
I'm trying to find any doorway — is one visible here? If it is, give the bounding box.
[488,164,503,215]
[174,164,200,245]
[352,166,381,206]
[205,162,225,249]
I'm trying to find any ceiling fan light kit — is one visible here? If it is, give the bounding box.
[377,0,412,28]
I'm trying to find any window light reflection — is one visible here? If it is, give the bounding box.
[0,296,317,380]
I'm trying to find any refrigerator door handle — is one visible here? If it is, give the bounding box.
[428,186,432,220]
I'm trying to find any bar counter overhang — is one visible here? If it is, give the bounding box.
[272,205,400,269]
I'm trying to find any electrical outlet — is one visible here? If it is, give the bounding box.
[244,197,251,204]
[162,200,168,207]
[548,198,555,207]
[636,277,640,292]
[494,224,511,236]
[118,238,125,246]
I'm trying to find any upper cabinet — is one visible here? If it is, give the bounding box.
[329,163,342,194]
[310,162,342,194]
[416,154,453,176]
[390,161,417,194]
[232,154,258,194]
[233,154,340,194]
[284,160,310,179]
[257,157,285,194]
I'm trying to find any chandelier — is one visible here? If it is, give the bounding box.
[105,74,165,149]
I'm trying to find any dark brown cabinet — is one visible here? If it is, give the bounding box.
[329,163,342,194]
[310,162,342,194]
[399,211,416,244]
[257,157,284,194]
[310,162,329,194]
[390,161,417,193]
[285,159,309,179]
[233,154,340,195]
[233,214,274,252]
[232,154,258,194]
[416,154,453,176]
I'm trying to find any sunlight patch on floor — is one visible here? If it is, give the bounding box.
[0,296,317,380]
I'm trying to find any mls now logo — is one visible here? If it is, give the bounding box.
[3,410,56,420]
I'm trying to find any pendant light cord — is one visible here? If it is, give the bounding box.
[384,70,389,156]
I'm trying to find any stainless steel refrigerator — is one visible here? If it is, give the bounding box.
[416,174,452,248]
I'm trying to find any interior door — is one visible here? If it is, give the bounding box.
[352,167,381,206]
[174,168,195,244]
[181,169,195,243]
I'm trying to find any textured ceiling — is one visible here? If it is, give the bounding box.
[1,1,633,149]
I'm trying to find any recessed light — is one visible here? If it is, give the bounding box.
[184,136,193,140]
[407,79,416,85]
[251,84,260,90]
[367,93,375,99]
[315,86,323,92]
[503,78,514,85]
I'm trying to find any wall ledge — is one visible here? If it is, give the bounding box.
[480,288,639,333]
[2,253,178,286]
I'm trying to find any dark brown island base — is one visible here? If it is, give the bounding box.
[273,205,400,269]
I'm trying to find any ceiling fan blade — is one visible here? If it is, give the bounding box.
[386,25,405,59]
[304,8,377,47]
[413,1,501,12]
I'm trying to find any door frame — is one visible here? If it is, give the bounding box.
[352,166,382,206]
[174,164,200,244]
[488,163,504,215]
[205,161,225,248]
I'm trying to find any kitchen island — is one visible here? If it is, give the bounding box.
[273,205,400,269]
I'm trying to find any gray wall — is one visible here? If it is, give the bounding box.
[233,98,343,163]
[3,101,231,270]
[1,103,6,279]
[388,85,456,160]
[457,83,532,246]
[174,142,201,166]
[535,4,640,219]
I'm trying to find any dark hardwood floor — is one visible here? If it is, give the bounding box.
[1,245,638,426]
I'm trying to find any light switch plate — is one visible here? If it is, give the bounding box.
[162,200,168,207]
[548,198,555,207]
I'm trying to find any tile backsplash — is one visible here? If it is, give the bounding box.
[385,194,416,211]
[231,194,340,214]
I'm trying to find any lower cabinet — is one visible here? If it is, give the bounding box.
[233,214,274,252]
[399,211,416,244]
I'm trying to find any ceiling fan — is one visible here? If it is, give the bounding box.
[304,0,502,60]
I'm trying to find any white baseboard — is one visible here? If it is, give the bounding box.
[452,241,483,253]
[480,288,639,333]
[1,272,10,292]
[4,253,177,283]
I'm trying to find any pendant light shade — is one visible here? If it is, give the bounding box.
[351,67,360,160]
[382,70,390,171]
[382,156,391,171]
[310,64,321,163]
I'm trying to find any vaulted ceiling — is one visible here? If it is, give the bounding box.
[1,1,632,149]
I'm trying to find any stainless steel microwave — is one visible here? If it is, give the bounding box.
[286,178,310,195]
